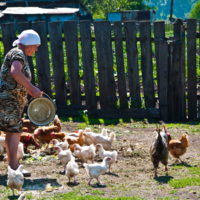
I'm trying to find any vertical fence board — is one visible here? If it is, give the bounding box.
[114,21,128,108]
[1,23,16,56]
[158,41,168,121]
[94,21,116,109]
[63,21,81,106]
[187,19,197,120]
[49,21,66,105]
[80,21,97,109]
[154,21,165,100]
[124,21,140,108]
[180,25,186,120]
[170,19,183,121]
[18,22,35,86]
[32,21,52,97]
[140,21,155,108]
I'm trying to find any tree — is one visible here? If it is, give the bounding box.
[188,1,200,20]
[81,0,152,19]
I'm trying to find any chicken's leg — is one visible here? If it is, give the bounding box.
[96,178,104,185]
[108,164,111,173]
[165,165,168,172]
[154,168,157,177]
[73,176,77,184]
[178,157,186,164]
[12,188,15,196]
[87,178,92,185]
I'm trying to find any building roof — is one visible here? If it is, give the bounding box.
[2,7,80,15]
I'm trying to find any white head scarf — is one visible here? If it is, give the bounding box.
[12,29,41,47]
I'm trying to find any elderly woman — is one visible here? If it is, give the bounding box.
[0,30,42,175]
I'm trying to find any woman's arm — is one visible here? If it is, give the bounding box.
[11,60,42,98]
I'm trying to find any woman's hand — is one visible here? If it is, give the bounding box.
[28,86,42,98]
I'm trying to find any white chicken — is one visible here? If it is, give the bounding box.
[96,144,117,173]
[65,157,79,184]
[73,144,96,163]
[0,136,6,148]
[83,156,112,185]
[83,131,116,150]
[101,128,108,137]
[3,143,24,164]
[7,165,24,196]
[52,139,69,150]
[54,145,74,173]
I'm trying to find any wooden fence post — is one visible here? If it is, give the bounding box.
[32,21,52,97]
[63,21,81,106]
[80,20,97,110]
[124,21,140,108]
[114,21,128,108]
[1,23,16,56]
[140,21,155,108]
[18,22,35,86]
[154,21,165,100]
[49,21,66,105]
[94,21,116,109]
[158,41,168,121]
[187,19,197,120]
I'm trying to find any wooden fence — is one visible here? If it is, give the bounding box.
[0,19,199,121]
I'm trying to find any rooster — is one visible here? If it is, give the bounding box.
[163,126,189,163]
[150,128,169,177]
[20,133,40,153]
[34,115,61,149]
[83,156,112,185]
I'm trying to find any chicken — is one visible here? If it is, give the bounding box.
[65,158,79,184]
[150,128,169,177]
[0,145,4,155]
[163,126,189,163]
[7,165,24,196]
[73,144,96,163]
[83,131,116,150]
[0,136,6,148]
[34,115,61,149]
[54,145,74,173]
[83,156,112,185]
[21,118,38,133]
[96,144,118,173]
[20,132,41,153]
[101,128,108,137]
[52,139,69,150]
[4,143,24,164]
[51,130,85,147]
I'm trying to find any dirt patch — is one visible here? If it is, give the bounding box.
[0,121,200,199]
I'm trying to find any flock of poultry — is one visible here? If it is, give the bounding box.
[0,115,117,195]
[0,115,189,196]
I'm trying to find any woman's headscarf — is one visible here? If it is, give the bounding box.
[12,29,41,46]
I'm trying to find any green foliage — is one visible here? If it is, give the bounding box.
[80,0,152,19]
[188,1,200,19]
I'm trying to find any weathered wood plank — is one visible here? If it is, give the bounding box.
[49,21,66,105]
[154,21,165,100]
[32,21,52,97]
[1,23,16,56]
[91,108,159,119]
[180,25,186,121]
[63,21,81,106]
[94,21,116,109]
[158,41,168,121]
[187,19,197,120]
[114,21,128,108]
[140,21,155,108]
[80,20,97,109]
[124,21,140,108]
[18,22,35,86]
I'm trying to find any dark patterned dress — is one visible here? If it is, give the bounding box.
[0,47,31,132]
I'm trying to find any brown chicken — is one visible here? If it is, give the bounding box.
[163,126,189,163]
[150,128,169,177]
[20,133,41,153]
[51,130,85,147]
[21,118,38,133]
[34,115,61,149]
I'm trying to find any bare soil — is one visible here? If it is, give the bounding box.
[0,120,200,200]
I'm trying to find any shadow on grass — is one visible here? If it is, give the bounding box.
[154,175,173,184]
[67,182,80,187]
[169,163,193,168]
[22,178,62,191]
[0,174,7,187]
[7,195,20,200]
[91,184,106,188]
[105,172,119,177]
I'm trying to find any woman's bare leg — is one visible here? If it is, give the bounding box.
[5,132,21,170]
